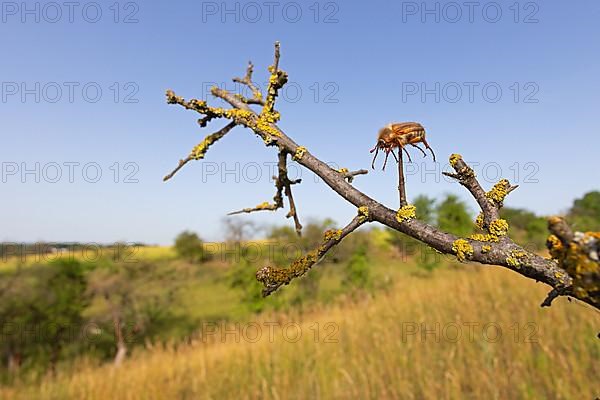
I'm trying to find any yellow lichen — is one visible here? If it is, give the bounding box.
[546,234,564,259]
[358,206,369,222]
[255,201,273,210]
[506,250,528,269]
[293,146,307,161]
[452,239,474,262]
[475,213,484,229]
[468,233,499,243]
[482,245,492,253]
[396,204,417,223]
[449,153,462,167]
[323,229,343,241]
[486,179,511,205]
[489,219,509,237]
[555,231,600,302]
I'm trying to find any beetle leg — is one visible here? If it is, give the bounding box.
[411,143,427,158]
[371,146,380,169]
[382,149,391,171]
[402,146,413,163]
[390,148,399,163]
[422,138,436,162]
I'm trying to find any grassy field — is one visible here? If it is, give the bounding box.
[2,263,598,399]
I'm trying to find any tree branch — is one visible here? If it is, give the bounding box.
[256,210,368,296]
[164,42,600,310]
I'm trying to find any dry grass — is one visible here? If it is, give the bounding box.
[2,267,598,399]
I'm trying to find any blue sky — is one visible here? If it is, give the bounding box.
[1,0,599,244]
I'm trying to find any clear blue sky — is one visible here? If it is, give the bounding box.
[1,0,599,245]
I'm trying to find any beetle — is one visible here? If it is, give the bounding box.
[370,122,436,170]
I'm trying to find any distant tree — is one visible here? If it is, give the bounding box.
[436,194,473,237]
[342,245,371,290]
[174,231,208,263]
[222,218,257,244]
[0,260,90,375]
[568,191,600,231]
[229,255,267,313]
[40,259,89,372]
[500,207,547,249]
[86,261,183,366]
[413,195,436,224]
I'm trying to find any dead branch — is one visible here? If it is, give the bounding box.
[164,42,600,310]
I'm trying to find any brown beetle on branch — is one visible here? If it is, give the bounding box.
[370,122,436,170]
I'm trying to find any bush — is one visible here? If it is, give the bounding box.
[174,231,209,263]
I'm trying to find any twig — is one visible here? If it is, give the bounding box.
[228,151,302,235]
[397,149,407,207]
[338,168,368,183]
[256,212,367,296]
[233,61,264,105]
[279,151,303,235]
[163,122,236,182]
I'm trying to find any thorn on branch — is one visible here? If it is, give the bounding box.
[256,212,368,296]
[336,168,368,183]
